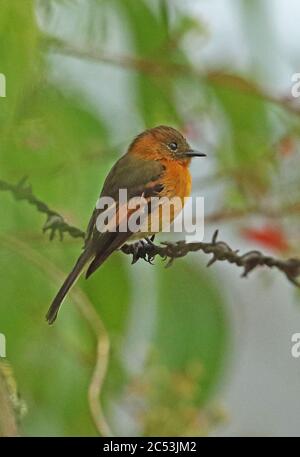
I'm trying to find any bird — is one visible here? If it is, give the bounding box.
[46,125,206,324]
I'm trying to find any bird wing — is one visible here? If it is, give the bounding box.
[84,153,165,278]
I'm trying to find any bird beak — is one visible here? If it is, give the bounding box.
[185,149,207,158]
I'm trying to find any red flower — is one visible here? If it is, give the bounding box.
[241,225,289,252]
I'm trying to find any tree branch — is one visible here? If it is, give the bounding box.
[46,37,300,117]
[2,177,300,287]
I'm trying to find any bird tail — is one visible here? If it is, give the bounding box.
[46,249,92,325]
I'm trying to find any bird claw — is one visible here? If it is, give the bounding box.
[130,239,146,264]
[144,236,156,247]
[129,237,157,265]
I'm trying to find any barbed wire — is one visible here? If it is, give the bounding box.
[0,177,85,240]
[1,177,300,287]
[121,232,300,287]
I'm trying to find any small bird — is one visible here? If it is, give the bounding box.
[46,125,206,324]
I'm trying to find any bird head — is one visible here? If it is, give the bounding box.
[128,125,206,163]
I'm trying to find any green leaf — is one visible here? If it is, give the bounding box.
[206,74,277,199]
[0,0,40,134]
[0,243,97,436]
[155,259,228,404]
[115,0,182,126]
[81,253,131,337]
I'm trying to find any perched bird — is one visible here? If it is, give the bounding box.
[46,125,206,324]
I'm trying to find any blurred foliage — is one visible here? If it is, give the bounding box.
[125,358,226,437]
[155,261,227,402]
[1,0,299,437]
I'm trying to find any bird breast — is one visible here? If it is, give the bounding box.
[161,160,192,201]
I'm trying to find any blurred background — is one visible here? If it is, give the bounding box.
[1,0,300,437]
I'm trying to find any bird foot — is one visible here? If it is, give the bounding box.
[122,236,155,264]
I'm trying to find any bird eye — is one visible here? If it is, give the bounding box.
[168,142,178,151]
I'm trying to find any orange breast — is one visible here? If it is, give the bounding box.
[161,159,192,201]
[154,160,192,231]
[131,160,192,238]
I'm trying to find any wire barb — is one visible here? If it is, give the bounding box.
[2,178,300,288]
[122,237,300,288]
[0,178,85,241]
